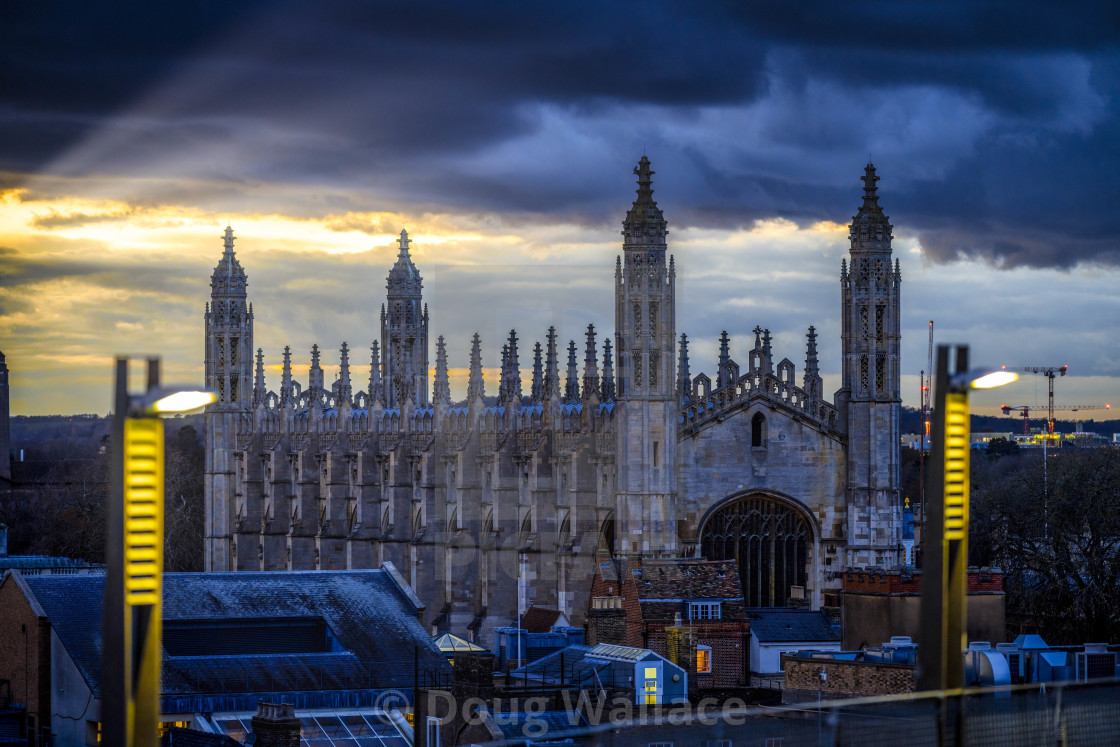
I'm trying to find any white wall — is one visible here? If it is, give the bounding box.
[750,634,843,674]
[49,629,100,747]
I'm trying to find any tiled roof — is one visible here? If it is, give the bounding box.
[520,606,563,633]
[749,610,839,643]
[635,559,743,601]
[21,569,451,699]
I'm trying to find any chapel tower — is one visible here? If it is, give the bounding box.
[614,156,678,555]
[380,230,429,408]
[204,225,253,570]
[839,164,903,567]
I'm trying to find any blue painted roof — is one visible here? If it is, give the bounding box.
[749,610,840,643]
[20,569,450,701]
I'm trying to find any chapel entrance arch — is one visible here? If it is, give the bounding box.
[699,493,813,607]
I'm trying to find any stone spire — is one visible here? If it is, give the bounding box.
[382,228,428,408]
[500,343,509,400]
[467,333,485,402]
[205,224,252,407]
[582,324,599,400]
[677,333,691,404]
[336,342,352,404]
[387,229,422,290]
[281,345,293,405]
[718,331,732,389]
[850,162,893,253]
[433,335,450,405]
[564,340,580,402]
[309,344,324,394]
[210,225,247,297]
[531,342,543,402]
[804,325,823,400]
[544,326,560,400]
[369,341,382,406]
[503,330,522,404]
[253,348,266,406]
[601,338,616,403]
[623,155,667,248]
[762,328,773,374]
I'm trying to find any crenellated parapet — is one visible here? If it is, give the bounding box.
[678,327,838,438]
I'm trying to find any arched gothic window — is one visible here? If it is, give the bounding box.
[752,413,766,447]
[700,494,811,607]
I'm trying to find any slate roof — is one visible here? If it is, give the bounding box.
[749,610,839,643]
[20,568,451,701]
[520,606,563,633]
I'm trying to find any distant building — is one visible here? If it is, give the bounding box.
[0,566,448,746]
[748,610,841,674]
[518,606,571,633]
[202,161,905,646]
[587,554,751,689]
[0,524,102,577]
[510,644,688,705]
[840,566,1005,650]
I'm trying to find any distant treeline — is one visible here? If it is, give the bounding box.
[899,406,1118,435]
[3,414,206,571]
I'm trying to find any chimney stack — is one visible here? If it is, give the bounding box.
[249,701,300,747]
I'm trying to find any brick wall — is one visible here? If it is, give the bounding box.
[588,554,644,647]
[842,567,1003,594]
[646,621,750,688]
[781,654,916,704]
[0,573,51,735]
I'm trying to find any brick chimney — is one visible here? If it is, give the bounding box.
[664,613,697,697]
[249,701,301,747]
[586,596,626,645]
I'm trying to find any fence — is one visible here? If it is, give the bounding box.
[487,678,1120,747]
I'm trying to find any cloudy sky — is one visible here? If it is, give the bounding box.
[2,1,1117,419]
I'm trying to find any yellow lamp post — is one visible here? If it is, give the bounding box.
[918,345,1017,693]
[103,357,215,747]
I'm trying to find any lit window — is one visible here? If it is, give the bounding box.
[697,645,712,673]
[689,601,721,620]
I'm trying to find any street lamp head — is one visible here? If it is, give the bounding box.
[949,369,1018,392]
[133,386,217,416]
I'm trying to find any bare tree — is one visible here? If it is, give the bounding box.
[971,447,1120,643]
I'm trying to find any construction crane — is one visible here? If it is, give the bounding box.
[1000,365,1068,434]
[1001,403,1111,435]
[917,321,933,540]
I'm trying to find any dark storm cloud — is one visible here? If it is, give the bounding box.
[3,1,1119,269]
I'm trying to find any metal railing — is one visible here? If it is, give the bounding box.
[487,678,1120,747]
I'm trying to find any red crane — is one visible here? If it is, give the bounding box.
[1000,365,1068,434]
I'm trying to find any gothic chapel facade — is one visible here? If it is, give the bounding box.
[204,158,902,640]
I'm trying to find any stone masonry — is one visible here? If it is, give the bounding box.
[203,159,904,643]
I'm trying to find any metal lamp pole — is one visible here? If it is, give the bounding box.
[918,346,1016,692]
[103,358,215,746]
[104,358,165,747]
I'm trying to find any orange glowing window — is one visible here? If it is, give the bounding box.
[697,645,712,673]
